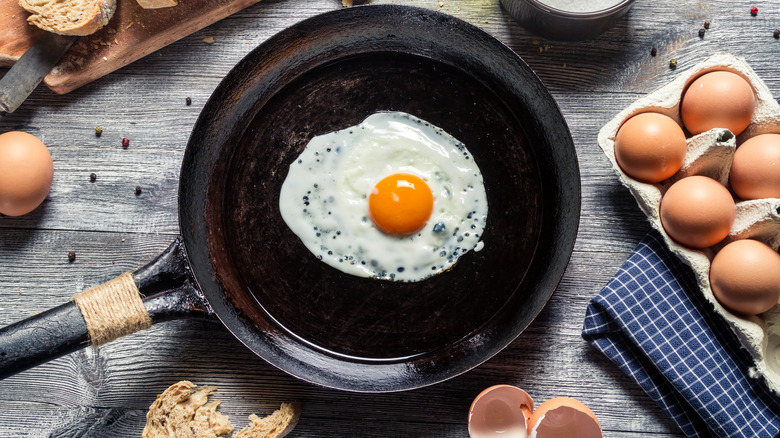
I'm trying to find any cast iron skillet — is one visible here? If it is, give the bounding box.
[0,5,580,392]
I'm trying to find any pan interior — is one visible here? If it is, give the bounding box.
[218,51,543,361]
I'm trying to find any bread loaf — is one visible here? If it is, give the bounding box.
[18,0,116,36]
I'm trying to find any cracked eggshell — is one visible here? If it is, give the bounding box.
[468,385,533,438]
[598,53,780,394]
[527,398,602,438]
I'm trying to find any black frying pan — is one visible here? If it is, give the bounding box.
[0,5,580,392]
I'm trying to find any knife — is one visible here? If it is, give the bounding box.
[0,32,76,115]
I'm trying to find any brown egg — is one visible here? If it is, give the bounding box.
[614,112,687,183]
[729,133,780,200]
[527,397,602,438]
[680,71,755,136]
[710,239,780,315]
[0,131,54,216]
[659,176,735,249]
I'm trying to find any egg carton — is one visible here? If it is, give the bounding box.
[597,53,780,394]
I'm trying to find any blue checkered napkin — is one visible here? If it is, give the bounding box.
[582,230,780,438]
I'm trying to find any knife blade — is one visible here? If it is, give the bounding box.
[0,32,76,115]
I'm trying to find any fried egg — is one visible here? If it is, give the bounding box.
[279,111,487,282]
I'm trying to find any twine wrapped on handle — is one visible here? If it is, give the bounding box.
[73,272,152,346]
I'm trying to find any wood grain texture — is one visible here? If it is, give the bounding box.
[1,0,779,436]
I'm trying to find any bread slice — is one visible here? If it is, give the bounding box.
[18,0,116,36]
[142,381,235,438]
[234,403,302,438]
[143,381,301,438]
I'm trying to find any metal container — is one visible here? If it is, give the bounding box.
[500,0,635,41]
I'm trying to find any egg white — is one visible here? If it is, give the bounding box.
[278,111,488,282]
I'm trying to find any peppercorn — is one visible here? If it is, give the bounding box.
[186,97,192,106]
[90,173,97,182]
[122,137,130,148]
[750,6,758,16]
[651,47,657,56]
[135,186,142,196]
[704,21,710,29]
[669,58,678,69]
[699,28,706,38]
[67,251,76,262]
[774,29,780,39]
[95,126,103,137]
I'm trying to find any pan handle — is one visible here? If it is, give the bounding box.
[0,237,211,380]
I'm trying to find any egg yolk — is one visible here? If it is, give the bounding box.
[369,173,433,235]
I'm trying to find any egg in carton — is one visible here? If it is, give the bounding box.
[597,53,780,394]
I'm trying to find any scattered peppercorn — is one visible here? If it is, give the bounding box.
[669,58,678,69]
[95,126,103,137]
[699,28,706,38]
[68,251,76,262]
[135,186,142,196]
[750,6,758,16]
[774,29,780,39]
[651,47,657,56]
[186,97,192,106]
[90,173,97,182]
[122,137,130,148]
[704,21,710,29]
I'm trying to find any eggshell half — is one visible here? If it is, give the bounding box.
[468,385,533,438]
[527,398,602,438]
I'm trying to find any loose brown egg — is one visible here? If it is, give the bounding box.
[729,133,780,200]
[526,397,602,438]
[710,239,780,315]
[680,70,755,136]
[659,176,735,249]
[0,131,54,216]
[614,112,687,183]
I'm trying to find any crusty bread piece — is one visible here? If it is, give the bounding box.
[143,381,301,438]
[18,0,116,36]
[142,381,235,438]
[234,403,301,438]
[136,0,178,9]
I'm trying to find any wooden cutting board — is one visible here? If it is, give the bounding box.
[0,0,261,94]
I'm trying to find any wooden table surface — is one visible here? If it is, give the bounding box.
[1,0,778,436]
